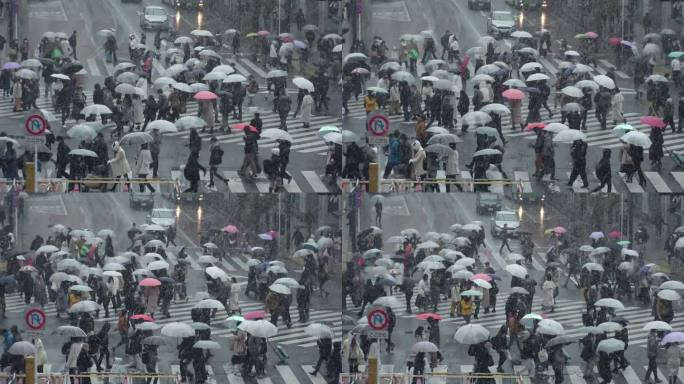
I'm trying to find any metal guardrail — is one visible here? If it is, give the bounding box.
[339,177,530,194]
[340,372,528,384]
[0,178,181,193]
[0,372,180,384]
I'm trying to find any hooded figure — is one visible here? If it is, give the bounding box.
[409,140,426,181]
[108,141,131,191]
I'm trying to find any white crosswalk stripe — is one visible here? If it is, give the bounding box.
[170,168,333,194]
[346,287,673,348]
[5,293,341,347]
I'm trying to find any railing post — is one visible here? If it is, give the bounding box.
[368,163,379,193]
[25,356,35,384]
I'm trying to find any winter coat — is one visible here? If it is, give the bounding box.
[201,101,214,128]
[300,94,314,124]
[144,286,159,313]
[611,92,624,122]
[109,146,131,176]
[542,280,556,307]
[229,283,240,311]
[666,344,681,377]
[410,144,426,179]
[135,148,153,175]
[445,149,459,175]
[132,98,144,125]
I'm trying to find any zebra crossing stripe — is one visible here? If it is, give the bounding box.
[239,58,268,79]
[643,171,672,194]
[514,171,533,194]
[619,174,645,193]
[223,171,247,193]
[87,59,101,77]
[274,366,299,384]
[566,364,586,384]
[671,172,684,191]
[301,365,327,384]
[301,171,330,194]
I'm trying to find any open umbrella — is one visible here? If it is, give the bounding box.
[561,86,584,98]
[506,264,528,279]
[594,298,624,309]
[593,75,616,89]
[659,280,684,290]
[553,129,586,143]
[8,341,36,355]
[238,320,278,338]
[657,289,682,301]
[205,266,229,282]
[454,324,489,344]
[54,325,87,338]
[620,131,652,147]
[269,283,292,295]
[260,128,293,142]
[304,323,334,339]
[67,126,97,140]
[462,111,492,126]
[643,321,672,332]
[411,341,440,353]
[147,260,169,271]
[640,115,666,128]
[68,300,102,313]
[161,322,195,338]
[538,319,565,335]
[526,73,550,82]
[660,332,684,345]
[597,339,625,353]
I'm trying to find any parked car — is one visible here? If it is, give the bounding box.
[468,0,491,10]
[476,192,502,215]
[487,11,516,38]
[129,191,154,210]
[491,211,520,238]
[139,6,170,30]
[147,208,176,228]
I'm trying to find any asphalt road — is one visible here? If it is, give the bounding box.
[342,193,682,383]
[9,193,343,384]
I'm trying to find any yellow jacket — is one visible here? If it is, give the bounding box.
[365,96,378,113]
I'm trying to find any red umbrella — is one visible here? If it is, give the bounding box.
[193,91,217,100]
[585,31,599,39]
[244,310,266,320]
[525,122,546,131]
[416,313,443,321]
[470,273,493,282]
[608,230,622,239]
[139,278,161,287]
[608,37,621,46]
[130,314,154,321]
[257,30,270,37]
[223,225,239,233]
[640,115,666,128]
[231,123,258,132]
[502,89,525,100]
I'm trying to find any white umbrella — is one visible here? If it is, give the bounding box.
[553,129,587,143]
[526,73,550,82]
[273,277,302,289]
[506,264,528,279]
[103,262,125,271]
[103,270,123,278]
[171,82,194,93]
[373,296,401,307]
[520,62,543,72]
[147,120,178,133]
[238,320,278,338]
[643,321,673,332]
[37,245,59,254]
[410,341,440,353]
[472,279,492,289]
[657,289,682,301]
[543,123,569,133]
[54,325,87,338]
[67,125,97,140]
[292,77,315,92]
[597,339,625,353]
[161,322,195,338]
[621,130,652,147]
[193,340,220,350]
[197,255,218,264]
[511,31,533,39]
[82,104,112,116]
[304,323,334,339]
[194,299,225,310]
[205,266,229,281]
[68,300,102,313]
[120,132,153,145]
[51,73,70,80]
[659,280,684,290]
[212,65,235,74]
[147,260,170,271]
[417,241,439,249]
[561,86,584,98]
[480,103,511,115]
[597,321,623,333]
[175,116,206,130]
[471,74,495,83]
[593,75,616,89]
[261,128,293,142]
[16,69,37,80]
[572,63,594,74]
[594,298,624,310]
[203,72,226,82]
[454,324,490,344]
[575,80,599,91]
[191,29,214,37]
[537,319,565,335]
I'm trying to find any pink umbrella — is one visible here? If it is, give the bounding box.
[640,115,666,128]
[608,37,621,46]
[193,91,217,100]
[502,89,525,100]
[552,226,567,234]
[257,30,270,37]
[139,278,161,287]
[525,122,546,131]
[244,310,266,320]
[268,230,278,239]
[223,225,239,233]
[470,273,493,282]
[585,31,599,39]
[231,123,258,132]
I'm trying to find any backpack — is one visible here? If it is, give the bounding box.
[210,146,224,165]
[183,163,195,180]
[399,142,412,163]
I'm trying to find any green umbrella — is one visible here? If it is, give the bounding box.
[574,33,587,39]
[668,51,684,59]
[616,240,631,247]
[50,48,63,59]
[246,32,258,38]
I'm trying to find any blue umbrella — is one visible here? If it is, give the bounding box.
[258,233,273,241]
[0,275,16,286]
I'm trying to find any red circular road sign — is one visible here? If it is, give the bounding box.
[367,114,390,137]
[25,114,47,136]
[367,308,389,330]
[24,307,46,330]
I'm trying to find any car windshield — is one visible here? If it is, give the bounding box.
[493,13,513,21]
[480,194,499,202]
[146,8,165,16]
[152,210,174,219]
[497,212,517,222]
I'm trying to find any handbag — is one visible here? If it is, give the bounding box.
[538,348,548,363]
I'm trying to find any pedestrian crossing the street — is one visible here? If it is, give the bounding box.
[165,248,254,273]
[169,166,335,194]
[4,293,341,348]
[345,290,677,348]
[169,363,342,384]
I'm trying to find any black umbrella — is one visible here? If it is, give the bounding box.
[159,276,176,284]
[62,62,84,74]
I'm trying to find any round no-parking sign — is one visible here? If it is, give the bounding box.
[367,114,390,137]
[24,307,46,330]
[367,308,389,330]
[25,114,47,136]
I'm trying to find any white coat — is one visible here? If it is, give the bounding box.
[132,97,144,125]
[229,283,240,312]
[300,94,314,124]
[665,343,681,377]
[445,149,460,176]
[135,148,153,175]
[542,280,556,307]
[109,145,131,177]
[410,142,426,179]
[611,92,624,123]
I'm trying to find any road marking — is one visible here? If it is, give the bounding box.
[239,58,267,79]
[187,250,202,271]
[565,171,588,193]
[301,365,327,384]
[87,58,101,77]
[221,259,237,272]
[302,171,330,193]
[514,171,533,194]
[620,174,645,193]
[229,60,253,78]
[274,366,297,384]
[224,171,247,193]
[644,171,672,194]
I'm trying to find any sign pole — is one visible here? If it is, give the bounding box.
[33,142,38,192]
